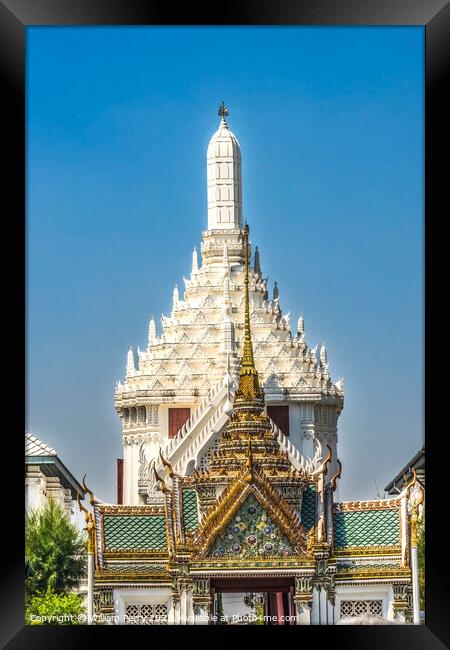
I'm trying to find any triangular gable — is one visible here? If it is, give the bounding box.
[209,493,295,559]
[193,465,307,558]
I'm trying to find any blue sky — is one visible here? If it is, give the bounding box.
[27,26,424,503]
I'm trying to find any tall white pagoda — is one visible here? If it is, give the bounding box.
[115,102,344,505]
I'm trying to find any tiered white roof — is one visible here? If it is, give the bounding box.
[25,431,56,457]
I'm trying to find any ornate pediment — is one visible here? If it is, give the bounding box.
[192,464,307,559]
[209,493,295,559]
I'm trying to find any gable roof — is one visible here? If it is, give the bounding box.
[384,446,425,495]
[25,431,84,499]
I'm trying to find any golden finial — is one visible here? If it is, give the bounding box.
[235,224,261,402]
[331,459,342,491]
[77,492,95,555]
[82,474,96,507]
[323,444,333,475]
[401,467,418,498]
[218,100,229,121]
[77,491,89,517]
[159,449,175,478]
[153,464,167,494]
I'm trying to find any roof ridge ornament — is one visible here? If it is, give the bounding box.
[218,100,229,127]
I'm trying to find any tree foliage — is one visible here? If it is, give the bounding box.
[26,591,85,625]
[25,500,86,597]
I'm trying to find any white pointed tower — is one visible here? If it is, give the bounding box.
[115,104,344,505]
[207,101,242,230]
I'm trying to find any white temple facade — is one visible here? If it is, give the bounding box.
[115,106,344,505]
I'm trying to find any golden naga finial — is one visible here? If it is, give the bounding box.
[81,474,96,507]
[323,444,333,476]
[153,464,167,494]
[159,449,175,478]
[409,478,424,547]
[331,459,342,492]
[407,468,425,507]
[77,492,96,555]
[77,491,89,517]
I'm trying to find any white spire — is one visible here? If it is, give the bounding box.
[220,312,235,354]
[298,315,305,335]
[126,346,136,377]
[192,246,199,275]
[273,281,279,301]
[207,102,242,230]
[254,245,261,275]
[148,316,156,343]
[320,344,328,367]
[172,284,179,310]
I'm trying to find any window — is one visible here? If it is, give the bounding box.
[125,603,168,625]
[340,600,383,618]
[267,405,289,436]
[168,407,191,439]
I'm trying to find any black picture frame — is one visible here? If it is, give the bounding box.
[2,0,448,647]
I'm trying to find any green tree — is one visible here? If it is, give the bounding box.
[26,591,85,625]
[417,510,425,611]
[25,500,86,597]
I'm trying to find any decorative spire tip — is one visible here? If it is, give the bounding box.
[218,100,229,121]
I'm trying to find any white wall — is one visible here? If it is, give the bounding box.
[335,584,394,622]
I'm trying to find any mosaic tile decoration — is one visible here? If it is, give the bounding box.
[333,509,400,548]
[210,493,295,558]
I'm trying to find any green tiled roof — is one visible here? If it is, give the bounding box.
[182,489,199,532]
[301,484,316,531]
[103,515,167,551]
[333,509,400,548]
